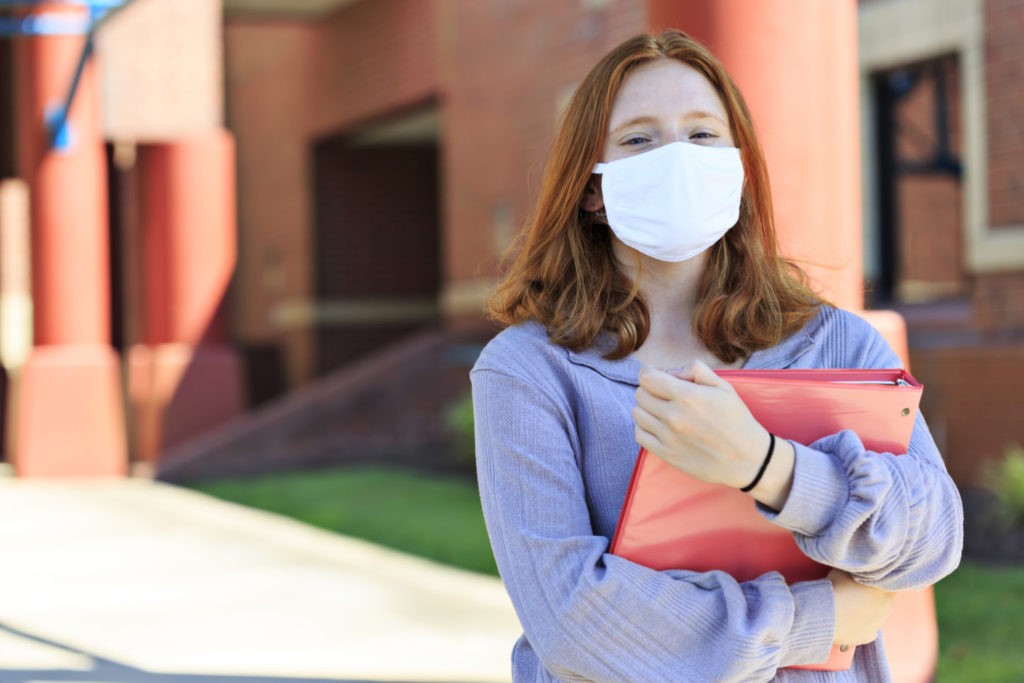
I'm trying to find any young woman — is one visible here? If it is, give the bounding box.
[471,30,963,682]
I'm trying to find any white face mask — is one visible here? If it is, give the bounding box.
[592,141,745,262]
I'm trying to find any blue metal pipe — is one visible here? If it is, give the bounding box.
[2,0,132,149]
[0,0,128,34]
[0,1,125,8]
[48,33,92,150]
[0,14,91,35]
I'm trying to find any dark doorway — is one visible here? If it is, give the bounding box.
[870,55,965,306]
[0,37,14,177]
[106,143,130,353]
[0,38,14,463]
[312,132,441,376]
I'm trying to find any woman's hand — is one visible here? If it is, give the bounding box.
[632,362,795,509]
[827,569,895,647]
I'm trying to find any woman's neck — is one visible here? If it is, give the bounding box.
[615,243,740,370]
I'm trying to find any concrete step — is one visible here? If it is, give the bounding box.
[155,326,494,484]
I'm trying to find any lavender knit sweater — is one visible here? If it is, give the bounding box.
[471,305,963,682]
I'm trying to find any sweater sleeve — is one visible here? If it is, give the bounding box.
[472,366,835,683]
[759,313,964,590]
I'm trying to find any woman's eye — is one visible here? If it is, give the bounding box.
[622,135,650,146]
[690,130,717,140]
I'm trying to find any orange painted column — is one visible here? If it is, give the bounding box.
[12,4,127,476]
[644,5,932,682]
[646,0,863,309]
[128,130,245,466]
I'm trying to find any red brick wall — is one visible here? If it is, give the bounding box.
[439,0,648,285]
[911,343,1024,486]
[973,271,1024,331]
[225,21,317,385]
[309,0,439,137]
[969,1,1024,334]
[986,0,1024,229]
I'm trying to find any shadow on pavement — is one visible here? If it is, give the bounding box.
[0,622,420,683]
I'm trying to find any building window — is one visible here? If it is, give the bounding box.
[869,55,965,305]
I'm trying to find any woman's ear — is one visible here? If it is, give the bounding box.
[580,174,605,213]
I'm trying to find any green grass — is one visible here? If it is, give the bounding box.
[191,466,1024,680]
[935,562,1024,681]
[190,465,498,576]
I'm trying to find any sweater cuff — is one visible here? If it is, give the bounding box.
[778,579,835,667]
[760,439,848,537]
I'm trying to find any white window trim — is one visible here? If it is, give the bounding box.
[859,0,1024,274]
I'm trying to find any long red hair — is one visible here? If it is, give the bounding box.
[487,30,822,362]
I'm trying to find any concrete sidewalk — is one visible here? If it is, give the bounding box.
[0,477,521,683]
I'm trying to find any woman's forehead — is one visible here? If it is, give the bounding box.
[609,59,727,128]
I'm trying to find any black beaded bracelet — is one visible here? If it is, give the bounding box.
[740,432,776,493]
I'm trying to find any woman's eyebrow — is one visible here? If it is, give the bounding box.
[609,111,728,135]
[685,110,728,125]
[608,116,658,136]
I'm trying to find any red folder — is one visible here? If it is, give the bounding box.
[610,368,922,671]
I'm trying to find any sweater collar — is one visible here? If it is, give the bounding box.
[564,308,821,385]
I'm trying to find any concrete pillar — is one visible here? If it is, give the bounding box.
[12,3,127,476]
[0,179,33,373]
[128,130,245,466]
[0,178,31,464]
[646,0,863,309]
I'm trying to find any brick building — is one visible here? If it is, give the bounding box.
[223,0,1024,485]
[858,0,1024,484]
[0,0,1021,485]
